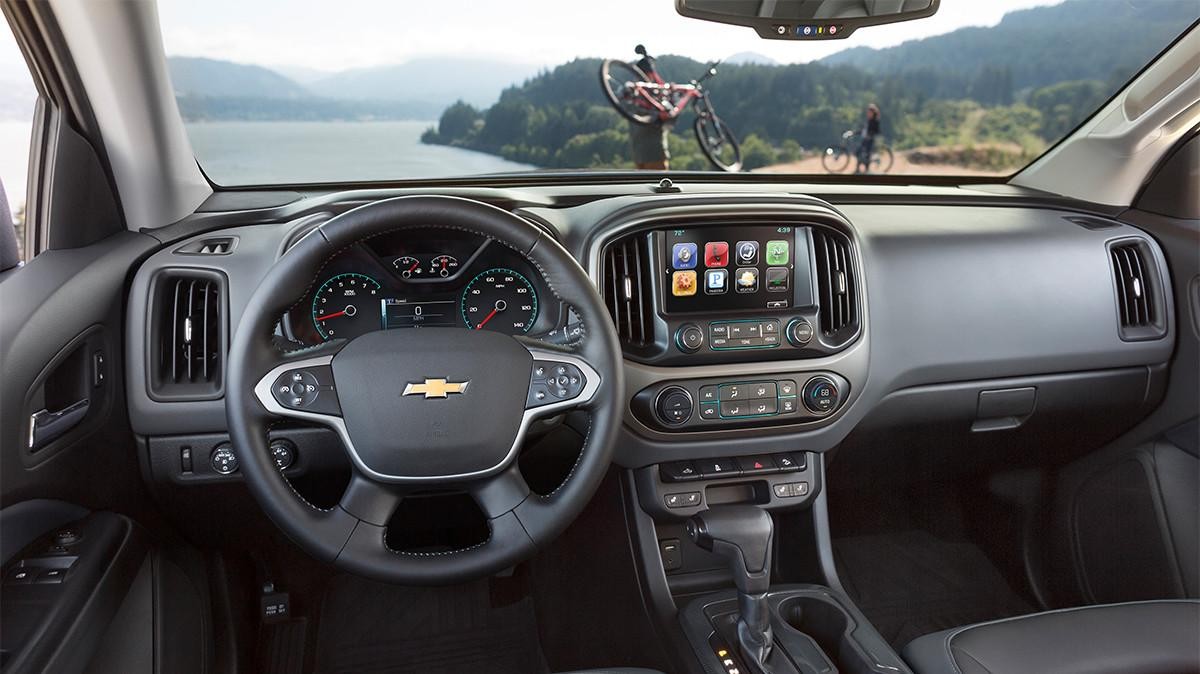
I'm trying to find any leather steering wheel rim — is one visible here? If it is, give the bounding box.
[225,195,623,585]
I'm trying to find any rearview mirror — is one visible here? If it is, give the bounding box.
[675,0,939,41]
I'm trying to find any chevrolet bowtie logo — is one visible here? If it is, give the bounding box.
[403,378,470,399]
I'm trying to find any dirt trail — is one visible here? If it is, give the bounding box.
[755,148,1009,177]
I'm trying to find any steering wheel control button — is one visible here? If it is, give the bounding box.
[786,318,815,347]
[271,366,339,415]
[675,323,705,353]
[270,439,296,470]
[661,460,701,482]
[210,444,239,475]
[528,360,587,407]
[803,376,840,414]
[664,492,702,509]
[655,386,694,426]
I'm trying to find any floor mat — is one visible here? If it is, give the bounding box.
[834,530,1034,648]
[313,574,548,674]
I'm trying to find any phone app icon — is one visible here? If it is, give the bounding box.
[672,243,698,270]
[766,240,790,266]
[735,267,758,293]
[704,242,729,267]
[672,270,698,296]
[766,267,789,292]
[735,241,758,265]
[705,269,728,294]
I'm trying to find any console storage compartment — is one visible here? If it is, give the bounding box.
[681,585,911,674]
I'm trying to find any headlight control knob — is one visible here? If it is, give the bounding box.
[211,443,239,475]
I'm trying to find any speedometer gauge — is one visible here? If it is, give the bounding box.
[460,268,538,334]
[312,273,381,341]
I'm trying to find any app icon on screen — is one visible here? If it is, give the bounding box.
[766,267,789,292]
[766,240,790,266]
[735,267,758,293]
[672,243,698,270]
[735,241,758,265]
[705,269,728,294]
[672,270,698,296]
[704,242,729,267]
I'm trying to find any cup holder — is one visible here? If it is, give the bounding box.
[778,595,876,674]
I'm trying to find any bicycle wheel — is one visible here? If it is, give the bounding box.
[694,114,742,172]
[872,144,894,173]
[599,59,656,125]
[822,146,849,173]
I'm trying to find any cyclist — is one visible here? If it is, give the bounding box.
[855,103,881,174]
[628,44,673,170]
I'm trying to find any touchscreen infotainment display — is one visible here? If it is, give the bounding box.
[661,225,809,314]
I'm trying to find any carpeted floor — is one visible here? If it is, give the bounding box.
[313,574,548,674]
[834,530,1034,648]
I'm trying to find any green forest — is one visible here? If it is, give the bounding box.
[422,0,1194,171]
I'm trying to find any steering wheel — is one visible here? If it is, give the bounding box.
[225,196,623,585]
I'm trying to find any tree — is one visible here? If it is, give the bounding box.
[436,101,481,143]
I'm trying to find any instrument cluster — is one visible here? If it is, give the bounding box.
[284,228,558,345]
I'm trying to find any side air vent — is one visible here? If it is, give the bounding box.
[1109,239,1166,341]
[812,228,859,344]
[149,270,227,400]
[602,233,654,347]
[174,236,238,255]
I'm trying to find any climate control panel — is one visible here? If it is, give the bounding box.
[633,371,848,431]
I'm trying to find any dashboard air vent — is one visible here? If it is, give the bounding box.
[174,236,238,255]
[813,228,858,342]
[603,233,654,347]
[149,270,226,400]
[1109,239,1166,341]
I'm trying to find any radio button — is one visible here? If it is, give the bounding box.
[709,323,729,338]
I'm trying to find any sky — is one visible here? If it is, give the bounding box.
[155,0,1064,73]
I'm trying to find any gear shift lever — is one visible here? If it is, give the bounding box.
[687,506,775,668]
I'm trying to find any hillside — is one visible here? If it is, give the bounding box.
[422,0,1196,171]
[822,0,1195,92]
[167,57,311,99]
[308,58,541,109]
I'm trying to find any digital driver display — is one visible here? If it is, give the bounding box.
[381,298,457,329]
[661,225,807,314]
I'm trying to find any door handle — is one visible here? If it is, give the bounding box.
[28,398,90,450]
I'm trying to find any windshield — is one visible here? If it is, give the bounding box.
[156,0,1196,185]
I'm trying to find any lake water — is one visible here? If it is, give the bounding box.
[185,120,534,185]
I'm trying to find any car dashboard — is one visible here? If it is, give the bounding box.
[122,183,1175,521]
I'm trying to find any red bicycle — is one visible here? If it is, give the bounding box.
[600,45,743,172]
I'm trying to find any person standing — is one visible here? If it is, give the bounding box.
[856,103,881,174]
[628,45,673,170]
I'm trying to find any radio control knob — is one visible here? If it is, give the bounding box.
[802,376,840,414]
[675,324,705,353]
[786,318,814,347]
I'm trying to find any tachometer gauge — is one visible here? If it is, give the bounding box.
[393,256,422,279]
[311,273,381,341]
[460,268,538,334]
[428,254,460,278]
